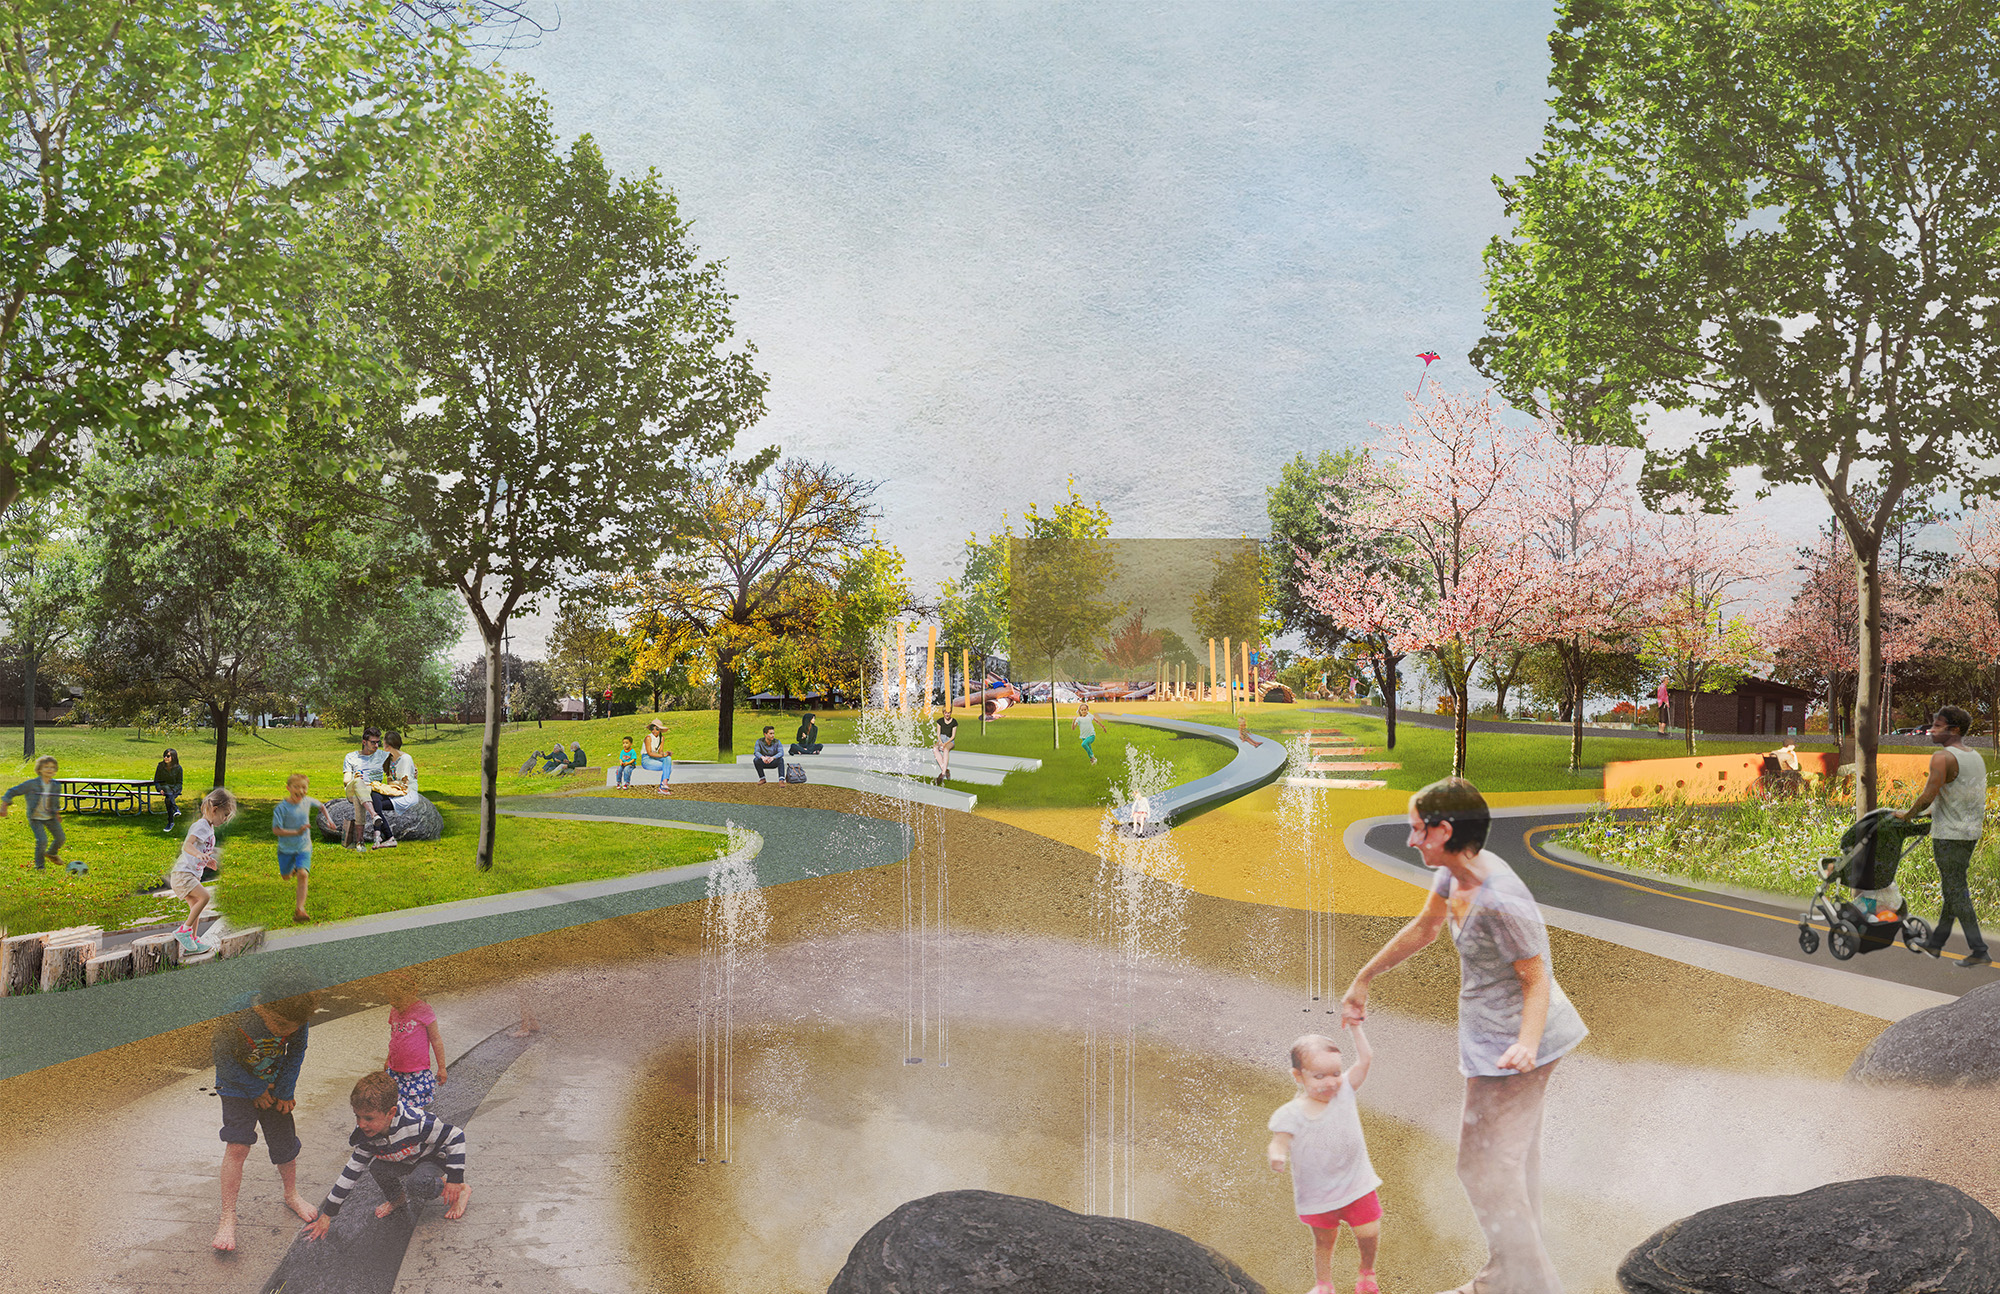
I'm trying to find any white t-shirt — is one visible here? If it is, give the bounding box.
[385,752,420,807]
[343,748,388,788]
[1268,1078,1382,1214]
[176,818,218,877]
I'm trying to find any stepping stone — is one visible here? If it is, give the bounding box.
[1283,728,1346,735]
[1282,776,1389,789]
[1311,746,1375,756]
[1305,761,1400,772]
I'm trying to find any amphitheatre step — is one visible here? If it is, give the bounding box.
[1282,776,1389,790]
[603,760,977,811]
[732,751,1010,786]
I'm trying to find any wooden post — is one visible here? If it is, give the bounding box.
[1223,636,1234,714]
[86,947,135,986]
[215,926,267,959]
[963,649,972,711]
[897,623,910,715]
[923,624,938,719]
[40,928,100,992]
[1,933,42,997]
[1208,638,1217,702]
[130,933,181,977]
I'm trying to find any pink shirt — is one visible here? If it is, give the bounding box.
[387,1001,437,1073]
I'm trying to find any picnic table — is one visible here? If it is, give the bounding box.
[53,777,163,816]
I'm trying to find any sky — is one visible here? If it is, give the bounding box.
[471,0,1844,661]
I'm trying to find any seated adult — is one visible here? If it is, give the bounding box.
[791,712,822,755]
[366,731,422,848]
[569,740,587,768]
[341,728,388,849]
[752,726,786,784]
[539,746,571,773]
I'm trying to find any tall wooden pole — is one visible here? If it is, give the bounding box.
[897,623,909,715]
[1208,638,1217,703]
[923,624,938,719]
[962,649,972,711]
[1224,636,1234,715]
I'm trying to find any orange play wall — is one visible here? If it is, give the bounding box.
[1602,750,1935,803]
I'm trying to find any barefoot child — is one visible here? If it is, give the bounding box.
[1267,1029,1384,1294]
[303,1070,468,1239]
[1,756,67,871]
[272,774,326,924]
[385,973,448,1110]
[211,981,322,1251]
[173,787,236,954]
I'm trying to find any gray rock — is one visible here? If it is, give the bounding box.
[319,795,444,843]
[827,1190,1263,1294]
[1617,1175,2000,1294]
[1849,981,2000,1086]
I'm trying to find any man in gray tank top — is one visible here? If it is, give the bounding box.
[1897,705,1991,968]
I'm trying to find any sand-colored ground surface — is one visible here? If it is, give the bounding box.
[2,783,1993,1294]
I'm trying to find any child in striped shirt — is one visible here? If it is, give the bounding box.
[301,1071,469,1239]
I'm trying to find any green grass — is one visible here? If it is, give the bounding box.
[932,708,1239,810]
[1553,798,2000,918]
[0,791,724,939]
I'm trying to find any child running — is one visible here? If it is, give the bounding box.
[1267,1028,1384,1294]
[0,755,66,871]
[303,1070,469,1238]
[1073,702,1098,765]
[384,973,449,1110]
[173,787,236,954]
[211,979,322,1251]
[272,774,326,924]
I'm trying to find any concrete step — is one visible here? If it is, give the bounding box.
[1304,760,1400,772]
[1282,776,1389,790]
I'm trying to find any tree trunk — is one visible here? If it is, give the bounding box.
[1852,543,1885,815]
[22,650,36,760]
[717,656,739,754]
[1555,639,1587,771]
[1449,661,1470,778]
[1049,657,1061,749]
[210,702,230,790]
[477,624,506,871]
[1372,647,1401,751]
[1682,686,1696,755]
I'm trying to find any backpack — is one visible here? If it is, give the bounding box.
[783,762,807,784]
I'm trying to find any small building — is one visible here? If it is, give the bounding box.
[1668,677,1816,736]
[555,697,588,721]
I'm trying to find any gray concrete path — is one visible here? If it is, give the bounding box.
[1094,712,1289,826]
[0,796,910,1081]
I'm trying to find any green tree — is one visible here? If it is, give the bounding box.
[1008,485,1123,747]
[0,502,94,757]
[346,89,766,869]
[1192,543,1265,652]
[1266,449,1365,654]
[1477,0,2000,810]
[0,0,471,517]
[548,594,631,720]
[830,539,920,700]
[296,561,463,731]
[940,527,1013,672]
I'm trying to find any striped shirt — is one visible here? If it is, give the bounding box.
[321,1103,467,1215]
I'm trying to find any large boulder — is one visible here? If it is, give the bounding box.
[319,795,443,843]
[1849,981,2000,1086]
[826,1190,1263,1294]
[1617,1176,2000,1294]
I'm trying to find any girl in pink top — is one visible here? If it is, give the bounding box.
[384,975,447,1110]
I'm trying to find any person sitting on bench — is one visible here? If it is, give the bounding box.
[791,713,823,755]
[538,746,571,773]
[752,726,786,784]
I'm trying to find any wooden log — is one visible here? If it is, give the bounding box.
[214,927,266,959]
[85,948,135,986]
[129,933,181,976]
[40,939,94,992]
[1,933,43,997]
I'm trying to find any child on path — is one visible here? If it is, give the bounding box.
[1073,703,1098,765]
[303,1070,469,1238]
[384,974,448,1111]
[211,981,322,1252]
[617,737,638,786]
[0,755,66,871]
[272,774,326,924]
[1267,1028,1384,1294]
[173,787,236,954]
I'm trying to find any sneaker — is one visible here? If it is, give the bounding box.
[376,836,399,849]
[1959,951,1993,969]
[174,929,203,954]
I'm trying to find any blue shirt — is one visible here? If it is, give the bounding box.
[212,992,310,1100]
[273,798,321,854]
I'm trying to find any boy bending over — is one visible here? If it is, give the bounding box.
[304,1070,469,1239]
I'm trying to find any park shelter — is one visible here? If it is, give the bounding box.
[1667,677,1816,736]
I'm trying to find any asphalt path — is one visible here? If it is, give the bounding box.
[1357,808,1987,1005]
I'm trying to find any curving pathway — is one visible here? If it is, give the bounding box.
[1096,711,1290,826]
[1347,804,1971,1020]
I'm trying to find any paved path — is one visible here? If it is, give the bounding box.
[0,797,910,1081]
[1347,803,1972,1020]
[1094,712,1289,826]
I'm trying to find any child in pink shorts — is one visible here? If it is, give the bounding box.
[1267,1026,1384,1294]
[384,974,447,1110]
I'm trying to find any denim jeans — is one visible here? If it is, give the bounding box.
[30,816,64,868]
[615,764,634,785]
[1931,837,1988,956]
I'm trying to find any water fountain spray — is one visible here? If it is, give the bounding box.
[695,822,766,1165]
[1279,733,1337,1009]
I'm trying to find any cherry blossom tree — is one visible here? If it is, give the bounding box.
[1303,389,1552,777]
[1769,529,1925,740]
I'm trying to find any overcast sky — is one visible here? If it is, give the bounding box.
[470,0,1850,661]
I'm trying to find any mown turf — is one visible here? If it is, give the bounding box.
[0,792,724,939]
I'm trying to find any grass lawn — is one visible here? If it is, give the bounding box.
[0,791,724,940]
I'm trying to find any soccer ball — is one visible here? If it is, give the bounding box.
[66,859,88,876]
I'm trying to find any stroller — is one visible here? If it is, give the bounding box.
[1796,807,1932,961]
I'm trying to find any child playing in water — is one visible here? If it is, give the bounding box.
[1267,1028,1384,1294]
[384,973,448,1110]
[211,980,322,1251]
[303,1070,469,1238]
[173,787,236,954]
